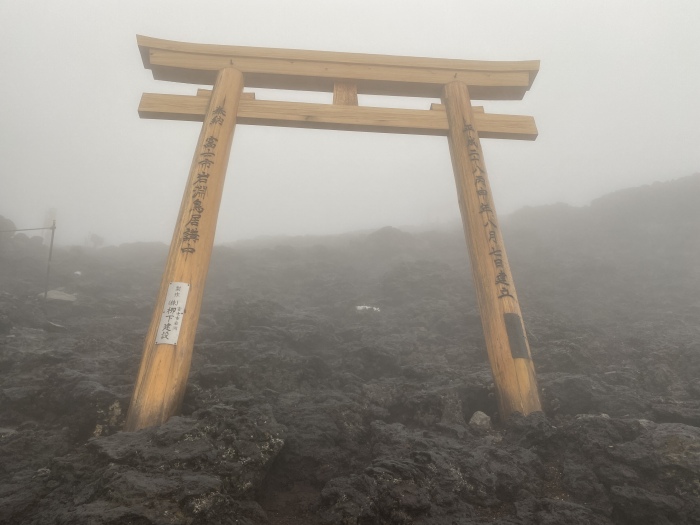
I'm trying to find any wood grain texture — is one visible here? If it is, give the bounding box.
[125,67,245,431]
[138,93,537,140]
[442,80,541,419]
[137,35,538,100]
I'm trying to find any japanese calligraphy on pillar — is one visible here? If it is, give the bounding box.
[463,124,514,299]
[180,104,227,255]
[156,282,191,344]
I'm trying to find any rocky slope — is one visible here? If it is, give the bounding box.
[1,174,699,524]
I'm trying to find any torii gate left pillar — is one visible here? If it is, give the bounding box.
[125,36,543,431]
[124,68,243,429]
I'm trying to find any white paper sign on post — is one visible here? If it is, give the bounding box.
[155,282,190,345]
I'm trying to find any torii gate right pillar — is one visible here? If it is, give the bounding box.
[443,81,541,418]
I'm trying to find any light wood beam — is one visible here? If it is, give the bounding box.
[146,49,532,100]
[137,35,539,80]
[137,35,538,100]
[138,93,537,140]
[125,68,245,431]
[442,80,541,419]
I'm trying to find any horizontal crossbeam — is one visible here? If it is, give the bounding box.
[138,92,537,140]
[138,35,539,101]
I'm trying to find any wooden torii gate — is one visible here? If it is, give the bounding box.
[125,35,542,431]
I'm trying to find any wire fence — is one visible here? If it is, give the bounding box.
[0,227,55,233]
[0,222,57,302]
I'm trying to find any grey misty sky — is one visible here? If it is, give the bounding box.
[1,1,699,246]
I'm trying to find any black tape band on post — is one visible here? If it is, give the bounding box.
[504,313,530,360]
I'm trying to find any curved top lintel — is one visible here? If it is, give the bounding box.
[137,35,539,100]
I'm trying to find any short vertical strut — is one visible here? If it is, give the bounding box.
[333,81,358,106]
[125,67,245,431]
[442,80,541,419]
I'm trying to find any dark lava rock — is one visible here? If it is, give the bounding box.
[2,403,285,525]
[3,175,700,524]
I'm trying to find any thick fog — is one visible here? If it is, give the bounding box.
[1,1,699,246]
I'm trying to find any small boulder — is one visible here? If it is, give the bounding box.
[469,410,492,430]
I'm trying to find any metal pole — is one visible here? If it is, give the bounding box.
[43,220,56,303]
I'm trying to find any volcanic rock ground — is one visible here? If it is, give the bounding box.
[1,175,700,524]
